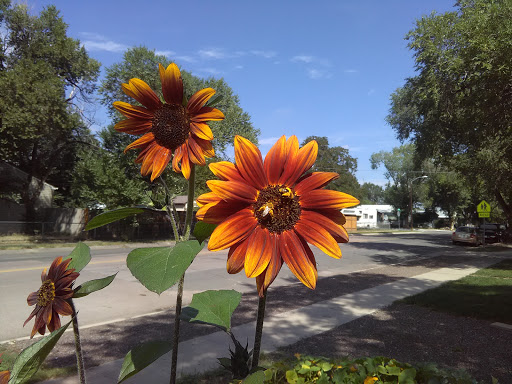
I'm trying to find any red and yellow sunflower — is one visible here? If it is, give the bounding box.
[113,63,224,181]
[196,135,359,296]
[0,354,10,384]
[24,256,79,338]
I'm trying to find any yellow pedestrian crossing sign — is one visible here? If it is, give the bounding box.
[477,200,491,213]
[477,200,491,218]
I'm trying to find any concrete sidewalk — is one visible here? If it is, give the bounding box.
[41,256,502,384]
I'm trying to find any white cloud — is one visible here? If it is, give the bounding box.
[198,48,227,59]
[155,50,175,57]
[250,50,277,59]
[175,55,196,63]
[307,68,332,80]
[292,55,314,64]
[234,65,244,70]
[195,67,222,75]
[259,137,282,145]
[344,69,358,73]
[80,32,128,53]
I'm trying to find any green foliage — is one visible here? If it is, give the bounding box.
[193,221,217,244]
[73,273,117,298]
[359,183,385,205]
[85,206,163,230]
[0,2,100,216]
[301,136,360,198]
[261,355,479,384]
[8,321,71,384]
[387,0,512,223]
[126,240,203,294]
[181,290,242,332]
[117,341,173,383]
[65,242,91,272]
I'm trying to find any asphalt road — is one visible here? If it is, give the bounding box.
[0,230,457,342]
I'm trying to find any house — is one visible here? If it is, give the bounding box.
[342,205,395,229]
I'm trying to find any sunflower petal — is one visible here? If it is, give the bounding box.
[113,101,153,120]
[208,208,257,251]
[114,119,153,135]
[140,144,160,176]
[278,136,299,184]
[281,140,318,186]
[227,240,249,274]
[279,231,317,289]
[299,211,348,251]
[150,147,172,181]
[122,78,161,110]
[187,137,206,166]
[234,135,267,189]
[191,106,225,122]
[209,161,245,182]
[124,133,155,153]
[187,88,216,113]
[257,234,281,296]
[245,227,273,278]
[196,192,222,207]
[195,137,215,158]
[295,172,339,196]
[27,292,38,306]
[47,257,63,281]
[295,218,341,258]
[180,149,191,179]
[190,122,214,140]
[159,63,183,105]
[207,180,258,203]
[300,189,360,209]
[172,146,183,173]
[264,136,287,185]
[53,297,73,316]
[196,200,250,224]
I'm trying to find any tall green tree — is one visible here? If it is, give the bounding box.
[387,0,512,224]
[359,182,386,205]
[302,136,360,198]
[0,2,100,220]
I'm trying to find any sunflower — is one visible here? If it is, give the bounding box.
[24,257,79,338]
[196,135,359,296]
[113,63,224,181]
[0,354,9,384]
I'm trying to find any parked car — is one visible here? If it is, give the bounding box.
[452,226,483,246]
[479,223,504,243]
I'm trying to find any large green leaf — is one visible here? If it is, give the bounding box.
[117,341,172,383]
[193,221,217,244]
[127,241,202,294]
[8,322,71,384]
[73,273,117,298]
[180,290,242,331]
[242,371,266,383]
[85,206,161,230]
[65,242,91,272]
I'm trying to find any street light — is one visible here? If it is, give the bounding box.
[409,175,428,230]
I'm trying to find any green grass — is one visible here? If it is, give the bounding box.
[403,259,512,323]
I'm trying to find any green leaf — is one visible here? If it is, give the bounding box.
[118,341,172,383]
[286,369,298,384]
[73,273,117,298]
[127,241,202,294]
[85,206,158,230]
[65,242,91,272]
[217,357,232,370]
[398,368,417,384]
[180,290,242,331]
[204,93,223,107]
[242,370,266,384]
[193,221,217,244]
[9,321,71,384]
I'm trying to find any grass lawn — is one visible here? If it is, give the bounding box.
[402,258,512,323]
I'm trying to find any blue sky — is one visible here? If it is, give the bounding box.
[30,0,455,185]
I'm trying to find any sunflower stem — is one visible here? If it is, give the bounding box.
[252,289,267,369]
[70,300,87,384]
[170,164,195,384]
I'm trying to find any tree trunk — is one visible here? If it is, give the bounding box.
[495,188,512,225]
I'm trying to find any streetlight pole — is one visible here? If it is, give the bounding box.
[409,175,428,230]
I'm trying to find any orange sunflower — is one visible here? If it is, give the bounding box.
[113,63,224,181]
[24,256,79,338]
[0,354,9,384]
[196,135,359,296]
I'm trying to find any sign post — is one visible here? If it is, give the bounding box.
[397,208,401,230]
[477,200,491,246]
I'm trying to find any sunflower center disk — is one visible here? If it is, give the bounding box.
[152,104,190,150]
[254,185,301,234]
[37,280,56,306]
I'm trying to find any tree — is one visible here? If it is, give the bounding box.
[359,182,386,205]
[370,144,426,224]
[0,2,100,221]
[301,136,360,198]
[71,47,258,208]
[387,0,512,224]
